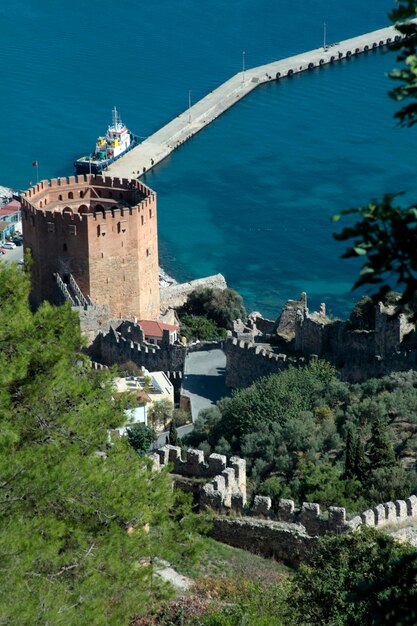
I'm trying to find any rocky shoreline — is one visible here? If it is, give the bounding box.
[159,266,178,289]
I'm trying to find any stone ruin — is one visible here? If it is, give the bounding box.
[149,446,417,565]
[226,292,417,387]
[149,445,247,511]
[151,446,417,538]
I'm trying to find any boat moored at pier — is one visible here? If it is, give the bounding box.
[74,107,137,174]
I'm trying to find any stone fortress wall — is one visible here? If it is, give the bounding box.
[226,293,417,387]
[89,320,186,373]
[152,445,417,565]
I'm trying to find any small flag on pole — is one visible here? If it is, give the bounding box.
[32,160,39,183]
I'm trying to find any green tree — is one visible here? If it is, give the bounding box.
[185,286,246,330]
[168,419,180,446]
[353,551,417,626]
[180,314,226,341]
[290,529,416,626]
[0,262,198,624]
[344,424,356,478]
[217,361,337,442]
[389,0,417,127]
[150,398,174,430]
[367,417,396,469]
[296,461,363,509]
[127,422,156,453]
[349,295,376,330]
[354,435,368,482]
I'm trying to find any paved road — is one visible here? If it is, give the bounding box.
[154,423,194,448]
[1,243,24,264]
[182,348,230,422]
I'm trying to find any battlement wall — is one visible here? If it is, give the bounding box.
[89,324,186,373]
[225,336,305,388]
[21,176,155,219]
[22,175,153,201]
[150,445,417,564]
[226,292,417,386]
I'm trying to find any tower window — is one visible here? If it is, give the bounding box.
[63,243,67,252]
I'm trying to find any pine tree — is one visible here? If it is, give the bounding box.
[344,425,356,478]
[354,436,368,482]
[367,418,396,470]
[0,262,199,624]
[169,418,180,446]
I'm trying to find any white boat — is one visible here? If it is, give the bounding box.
[74,107,137,174]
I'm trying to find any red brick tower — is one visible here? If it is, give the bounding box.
[21,174,160,320]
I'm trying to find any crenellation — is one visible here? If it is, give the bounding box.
[373,504,386,526]
[186,448,205,471]
[167,445,182,464]
[328,507,346,531]
[300,502,322,535]
[347,515,362,530]
[213,475,226,493]
[156,446,170,466]
[151,446,417,547]
[208,453,227,475]
[229,456,246,494]
[395,499,408,519]
[361,509,376,527]
[384,501,397,524]
[406,495,417,517]
[253,495,272,517]
[276,499,295,521]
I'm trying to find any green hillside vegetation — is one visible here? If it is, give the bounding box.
[184,361,417,511]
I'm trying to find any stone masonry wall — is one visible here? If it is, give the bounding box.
[226,293,417,387]
[151,446,417,565]
[160,273,227,313]
[225,337,305,388]
[21,174,160,321]
[89,323,186,373]
[210,517,316,567]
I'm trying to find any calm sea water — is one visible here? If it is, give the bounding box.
[1,0,414,317]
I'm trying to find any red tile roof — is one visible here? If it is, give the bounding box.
[138,320,179,338]
[0,208,19,217]
[3,199,21,211]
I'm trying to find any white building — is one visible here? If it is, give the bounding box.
[111,368,174,437]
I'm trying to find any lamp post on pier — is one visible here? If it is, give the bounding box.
[323,21,327,50]
[188,90,192,123]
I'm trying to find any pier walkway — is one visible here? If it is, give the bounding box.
[106,24,405,179]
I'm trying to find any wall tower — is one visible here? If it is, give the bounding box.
[21,174,160,320]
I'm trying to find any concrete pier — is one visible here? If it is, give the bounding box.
[106,23,405,179]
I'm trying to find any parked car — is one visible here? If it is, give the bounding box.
[0,248,6,255]
[12,238,22,246]
[3,242,16,249]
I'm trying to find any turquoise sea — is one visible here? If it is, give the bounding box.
[1,0,415,318]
